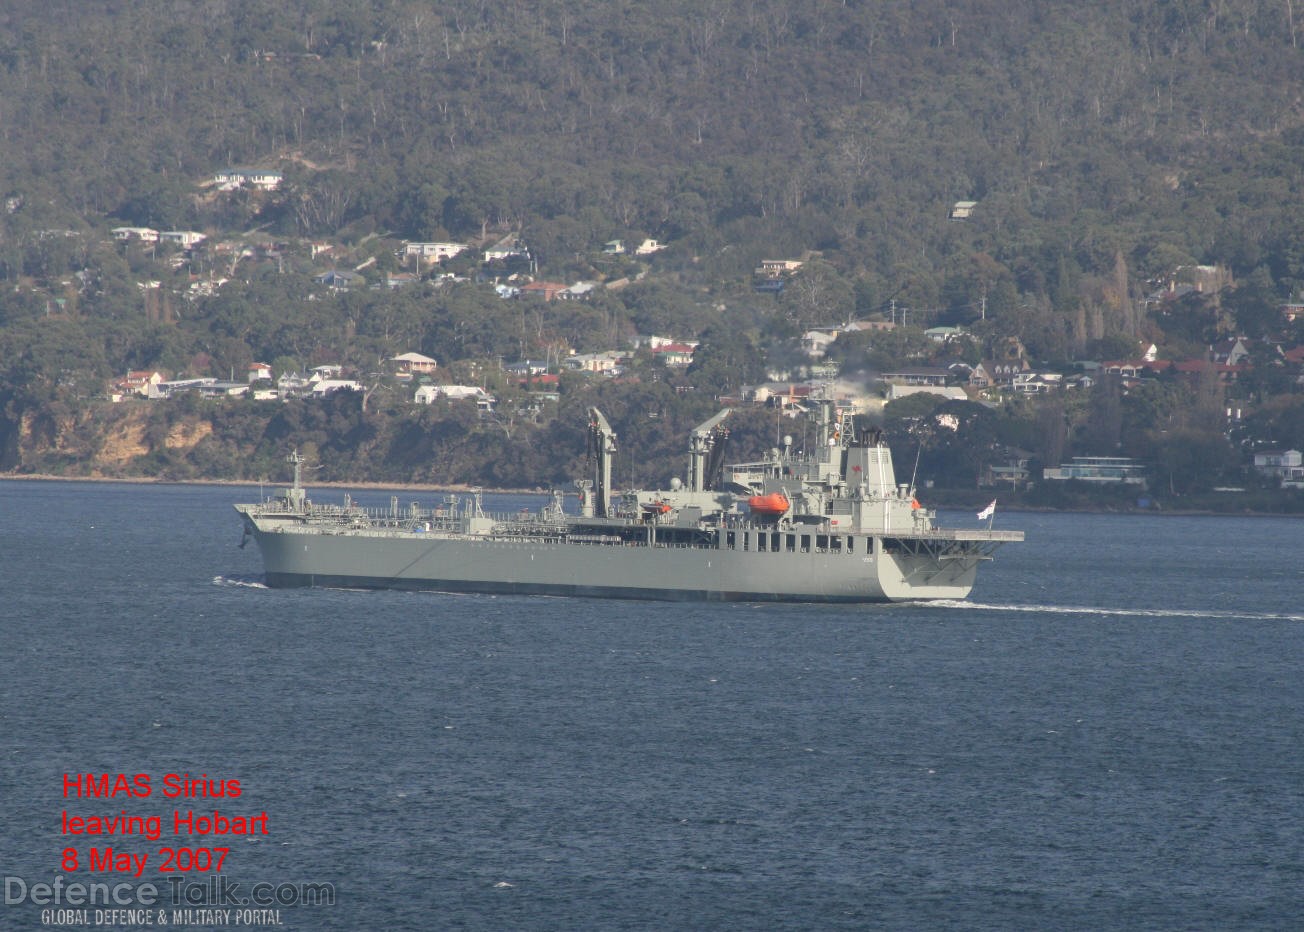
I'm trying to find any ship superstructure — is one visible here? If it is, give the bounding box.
[235,402,1022,602]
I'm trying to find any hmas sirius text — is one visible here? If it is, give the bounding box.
[235,402,1022,602]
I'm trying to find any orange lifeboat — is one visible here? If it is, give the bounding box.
[747,492,790,516]
[641,500,672,516]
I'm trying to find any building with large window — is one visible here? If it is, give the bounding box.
[1043,456,1147,486]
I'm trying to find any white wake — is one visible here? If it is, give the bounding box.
[924,600,1304,622]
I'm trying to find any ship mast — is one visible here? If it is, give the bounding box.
[688,409,730,492]
[285,448,306,511]
[587,407,617,518]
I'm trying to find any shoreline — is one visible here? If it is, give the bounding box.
[3,472,1301,517]
[0,472,546,495]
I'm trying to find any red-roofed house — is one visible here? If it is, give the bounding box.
[652,342,697,367]
[521,281,568,301]
[111,370,164,401]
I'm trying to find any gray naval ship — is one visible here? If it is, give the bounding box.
[235,401,1022,602]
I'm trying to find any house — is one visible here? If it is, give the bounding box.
[756,259,804,278]
[276,372,311,397]
[949,200,978,220]
[187,276,228,298]
[651,343,696,367]
[111,227,160,244]
[1253,449,1304,486]
[1012,371,1063,394]
[925,326,967,343]
[633,335,696,350]
[403,242,468,263]
[801,330,838,358]
[884,384,968,402]
[1172,359,1242,382]
[313,269,365,290]
[981,449,1033,489]
[520,281,568,301]
[414,384,496,411]
[1043,456,1147,486]
[602,240,625,254]
[1102,359,1153,379]
[310,378,363,397]
[110,370,165,401]
[213,169,283,191]
[844,319,896,333]
[1211,337,1251,367]
[197,381,249,399]
[159,230,206,248]
[247,362,273,383]
[635,238,666,255]
[559,281,598,300]
[980,358,1031,387]
[154,377,219,397]
[1281,302,1304,323]
[748,382,818,408]
[504,359,550,377]
[881,366,951,387]
[564,351,626,374]
[384,272,420,289]
[390,352,438,379]
[483,237,530,264]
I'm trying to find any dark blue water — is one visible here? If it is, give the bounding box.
[2,480,1303,930]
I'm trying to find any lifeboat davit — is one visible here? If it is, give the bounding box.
[747,493,790,516]
[641,500,672,515]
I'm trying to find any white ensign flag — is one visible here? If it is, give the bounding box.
[977,499,997,520]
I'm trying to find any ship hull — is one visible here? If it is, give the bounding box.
[244,523,984,603]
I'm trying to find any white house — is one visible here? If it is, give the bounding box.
[756,259,804,278]
[1043,456,1147,485]
[1253,449,1304,486]
[651,342,696,367]
[564,351,626,374]
[1012,371,1063,394]
[213,169,283,191]
[403,242,468,262]
[110,370,165,401]
[160,230,207,248]
[483,237,530,263]
[247,362,273,383]
[310,379,363,397]
[111,227,160,244]
[801,330,838,359]
[950,200,977,220]
[414,385,496,411]
[560,281,598,299]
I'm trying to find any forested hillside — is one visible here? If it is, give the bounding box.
[2,0,1304,499]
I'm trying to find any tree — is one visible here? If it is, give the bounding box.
[1083,372,1122,454]
[1152,428,1239,495]
[1222,267,1283,340]
[779,259,854,331]
[685,325,765,395]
